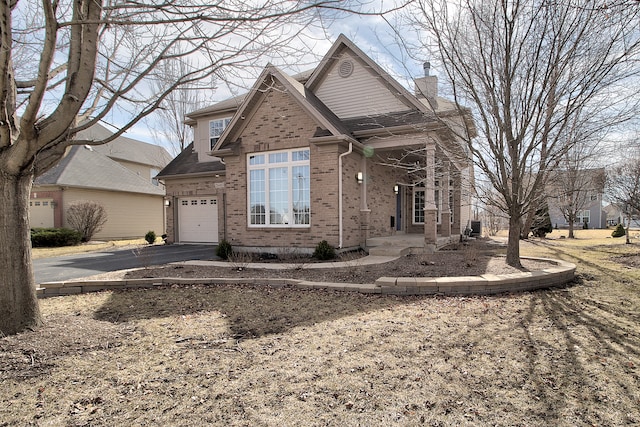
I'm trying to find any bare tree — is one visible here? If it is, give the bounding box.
[397,0,640,266]
[66,201,108,242]
[150,56,212,156]
[606,150,640,244]
[0,0,380,335]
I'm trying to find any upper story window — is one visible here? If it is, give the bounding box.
[247,148,310,227]
[210,117,232,150]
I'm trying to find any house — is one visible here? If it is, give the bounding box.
[546,168,607,229]
[30,123,172,240]
[604,204,640,228]
[158,35,475,252]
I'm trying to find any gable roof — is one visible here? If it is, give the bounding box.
[306,34,432,116]
[35,145,165,196]
[213,64,356,152]
[75,123,172,168]
[156,142,225,179]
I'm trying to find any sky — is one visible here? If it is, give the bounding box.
[120,6,428,152]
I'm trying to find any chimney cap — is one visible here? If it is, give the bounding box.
[423,61,431,76]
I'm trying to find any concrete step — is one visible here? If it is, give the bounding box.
[368,245,411,257]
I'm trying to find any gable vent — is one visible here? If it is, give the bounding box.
[338,60,354,78]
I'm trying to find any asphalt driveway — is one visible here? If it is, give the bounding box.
[34,244,217,284]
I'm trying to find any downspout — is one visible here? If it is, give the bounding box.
[338,142,353,248]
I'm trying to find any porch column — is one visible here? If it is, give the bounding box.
[452,173,461,235]
[360,156,371,246]
[423,143,437,251]
[441,169,451,238]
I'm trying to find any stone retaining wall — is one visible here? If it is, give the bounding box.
[38,257,575,298]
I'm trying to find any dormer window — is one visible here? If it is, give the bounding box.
[210,117,232,150]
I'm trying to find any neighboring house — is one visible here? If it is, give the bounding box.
[30,123,172,240]
[605,204,640,228]
[158,35,475,251]
[546,168,607,229]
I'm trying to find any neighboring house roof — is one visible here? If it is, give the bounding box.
[76,123,172,168]
[546,168,606,194]
[156,142,225,179]
[35,145,165,196]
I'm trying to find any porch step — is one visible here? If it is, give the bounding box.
[367,245,412,257]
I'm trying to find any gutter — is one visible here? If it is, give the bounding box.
[338,142,353,248]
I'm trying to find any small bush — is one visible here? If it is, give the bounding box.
[216,239,233,260]
[31,228,82,247]
[66,200,107,242]
[582,220,589,230]
[313,240,336,260]
[145,230,156,244]
[611,223,626,238]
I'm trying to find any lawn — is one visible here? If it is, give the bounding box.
[2,230,639,426]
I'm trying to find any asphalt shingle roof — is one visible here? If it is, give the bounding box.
[156,142,225,178]
[77,123,172,168]
[35,145,165,196]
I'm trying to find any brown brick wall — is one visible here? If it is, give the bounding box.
[222,86,354,251]
[366,161,403,237]
[164,175,226,243]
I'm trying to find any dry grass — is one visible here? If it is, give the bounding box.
[3,232,639,426]
[31,238,148,260]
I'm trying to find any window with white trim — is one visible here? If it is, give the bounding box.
[577,210,590,224]
[449,180,454,224]
[435,189,441,224]
[209,117,232,150]
[412,183,442,224]
[413,185,425,224]
[247,148,310,227]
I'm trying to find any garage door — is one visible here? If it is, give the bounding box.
[30,199,54,228]
[178,197,219,243]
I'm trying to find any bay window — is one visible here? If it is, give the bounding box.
[248,148,310,227]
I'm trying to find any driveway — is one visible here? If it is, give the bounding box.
[34,244,217,284]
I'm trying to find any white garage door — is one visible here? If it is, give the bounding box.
[30,199,54,228]
[178,197,219,243]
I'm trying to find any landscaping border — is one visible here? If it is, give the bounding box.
[37,256,576,297]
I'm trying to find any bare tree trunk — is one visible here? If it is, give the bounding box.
[0,172,42,335]
[507,215,522,268]
[626,215,631,245]
[568,221,575,239]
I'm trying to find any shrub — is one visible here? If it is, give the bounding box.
[313,240,336,260]
[145,230,156,244]
[582,220,589,230]
[31,228,82,247]
[611,223,626,238]
[530,202,553,238]
[66,201,107,242]
[216,239,233,260]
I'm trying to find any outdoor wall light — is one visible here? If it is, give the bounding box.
[394,185,399,195]
[164,199,171,207]
[356,171,363,184]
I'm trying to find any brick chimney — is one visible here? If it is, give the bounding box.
[414,62,438,107]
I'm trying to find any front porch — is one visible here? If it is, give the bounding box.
[365,233,460,256]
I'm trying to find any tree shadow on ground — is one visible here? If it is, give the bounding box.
[517,241,640,424]
[93,283,414,339]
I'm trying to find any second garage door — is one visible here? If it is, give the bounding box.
[178,197,219,243]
